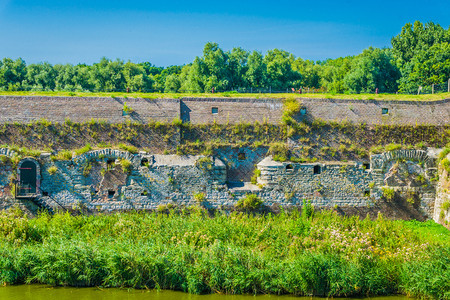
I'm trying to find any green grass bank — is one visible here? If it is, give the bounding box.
[0,207,449,298]
[1,91,450,101]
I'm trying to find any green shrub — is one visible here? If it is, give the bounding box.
[442,201,450,211]
[250,169,261,184]
[47,166,57,175]
[385,143,402,152]
[74,144,92,156]
[302,199,315,219]
[269,142,289,162]
[193,192,206,204]
[442,158,450,173]
[235,194,263,211]
[196,157,213,171]
[382,187,395,201]
[52,150,73,161]
[117,143,138,154]
[122,102,133,115]
[120,159,132,174]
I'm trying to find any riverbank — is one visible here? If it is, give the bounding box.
[0,207,449,299]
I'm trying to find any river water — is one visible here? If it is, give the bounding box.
[0,285,409,300]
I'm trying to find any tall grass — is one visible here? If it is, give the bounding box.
[0,208,448,298]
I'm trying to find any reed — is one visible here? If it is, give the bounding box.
[0,208,448,298]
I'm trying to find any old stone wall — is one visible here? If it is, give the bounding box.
[434,156,450,224]
[0,147,443,219]
[256,158,372,207]
[0,96,180,123]
[1,96,450,126]
[298,98,450,125]
[180,97,283,124]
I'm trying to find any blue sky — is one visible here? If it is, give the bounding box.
[0,0,449,66]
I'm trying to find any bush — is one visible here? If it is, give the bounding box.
[382,187,395,201]
[117,143,138,154]
[120,159,132,174]
[250,169,261,184]
[47,166,57,175]
[269,142,289,162]
[193,192,206,204]
[235,194,263,211]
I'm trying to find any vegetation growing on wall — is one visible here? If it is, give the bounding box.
[0,117,449,163]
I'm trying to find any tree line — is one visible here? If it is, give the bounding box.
[0,21,449,94]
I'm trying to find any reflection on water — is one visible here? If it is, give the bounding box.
[0,285,410,300]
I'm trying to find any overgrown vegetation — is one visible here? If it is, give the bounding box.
[0,208,448,298]
[235,194,263,211]
[0,118,449,163]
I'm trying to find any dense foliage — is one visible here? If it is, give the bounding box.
[0,208,449,298]
[0,21,449,94]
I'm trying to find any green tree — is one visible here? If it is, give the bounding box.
[245,51,266,88]
[0,58,27,91]
[343,47,400,93]
[263,49,301,90]
[319,56,353,93]
[164,74,181,92]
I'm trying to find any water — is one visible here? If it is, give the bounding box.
[0,285,410,300]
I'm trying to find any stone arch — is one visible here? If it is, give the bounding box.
[0,148,17,158]
[17,157,41,197]
[370,150,435,171]
[72,149,140,173]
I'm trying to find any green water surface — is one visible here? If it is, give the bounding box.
[0,285,410,300]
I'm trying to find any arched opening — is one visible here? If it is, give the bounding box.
[141,158,149,166]
[286,164,294,172]
[17,159,40,197]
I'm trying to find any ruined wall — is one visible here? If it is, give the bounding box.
[257,158,372,207]
[253,149,438,217]
[434,156,450,224]
[299,98,450,125]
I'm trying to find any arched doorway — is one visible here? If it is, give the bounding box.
[17,158,40,198]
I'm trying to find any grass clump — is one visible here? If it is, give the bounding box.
[74,144,93,156]
[117,143,138,154]
[251,168,261,184]
[235,194,263,211]
[382,187,395,201]
[47,166,58,175]
[52,150,73,161]
[119,159,132,174]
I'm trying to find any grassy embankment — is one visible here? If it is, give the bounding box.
[0,91,450,101]
[0,207,449,298]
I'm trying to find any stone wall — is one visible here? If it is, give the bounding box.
[1,96,450,126]
[0,147,444,219]
[256,158,372,207]
[434,156,450,224]
[0,96,180,123]
[298,98,450,125]
[180,98,283,124]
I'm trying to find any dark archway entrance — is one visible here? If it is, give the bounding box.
[17,158,40,198]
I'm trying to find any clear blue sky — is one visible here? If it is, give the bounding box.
[0,0,449,66]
